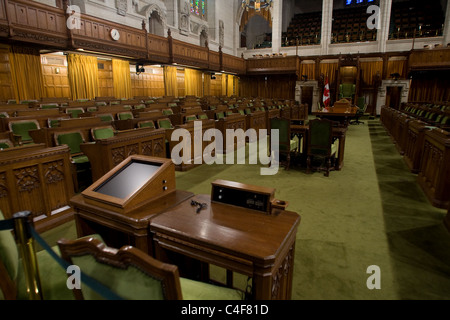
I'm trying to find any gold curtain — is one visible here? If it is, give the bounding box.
[9,46,45,101]
[360,61,383,86]
[112,59,132,99]
[203,72,211,96]
[185,68,203,96]
[301,63,316,81]
[387,60,407,79]
[227,75,235,97]
[164,66,178,97]
[222,73,228,96]
[319,62,338,85]
[67,53,99,100]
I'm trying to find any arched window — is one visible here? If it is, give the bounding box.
[190,0,206,18]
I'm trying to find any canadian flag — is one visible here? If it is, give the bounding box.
[323,78,330,107]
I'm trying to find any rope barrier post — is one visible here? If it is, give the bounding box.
[13,211,43,300]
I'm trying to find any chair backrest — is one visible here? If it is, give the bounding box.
[157,118,173,129]
[270,117,291,152]
[54,131,85,155]
[117,112,133,120]
[66,107,85,118]
[0,139,14,149]
[40,103,59,109]
[91,126,115,140]
[308,118,334,156]
[96,114,114,122]
[185,115,197,122]
[138,120,155,129]
[162,109,174,116]
[8,120,40,143]
[0,112,9,118]
[57,237,182,300]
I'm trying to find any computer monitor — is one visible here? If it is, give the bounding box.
[82,155,175,213]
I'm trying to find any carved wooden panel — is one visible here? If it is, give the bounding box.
[208,51,220,71]
[131,66,165,98]
[409,48,450,70]
[247,56,299,75]
[0,145,74,232]
[172,39,209,69]
[6,0,68,48]
[98,60,113,98]
[72,15,147,59]
[0,46,14,101]
[41,53,71,98]
[222,53,246,74]
[148,33,170,64]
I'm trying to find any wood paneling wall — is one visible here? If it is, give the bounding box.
[0,46,14,101]
[97,60,113,98]
[41,53,70,98]
[131,66,165,98]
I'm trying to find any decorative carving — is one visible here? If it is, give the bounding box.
[127,144,139,156]
[179,0,190,36]
[15,166,40,193]
[0,173,8,199]
[116,0,127,16]
[154,139,165,156]
[141,141,153,156]
[219,20,224,48]
[271,245,294,299]
[112,147,126,165]
[44,160,65,184]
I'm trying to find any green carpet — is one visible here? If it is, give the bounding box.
[40,119,450,300]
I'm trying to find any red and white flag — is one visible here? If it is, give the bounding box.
[323,78,330,107]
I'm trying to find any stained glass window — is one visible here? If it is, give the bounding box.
[190,0,206,18]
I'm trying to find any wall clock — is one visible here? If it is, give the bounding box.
[110,29,120,41]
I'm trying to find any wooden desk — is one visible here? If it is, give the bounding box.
[150,194,301,300]
[71,190,195,256]
[290,124,348,170]
[312,107,357,127]
[80,128,166,182]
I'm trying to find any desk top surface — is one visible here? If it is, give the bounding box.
[149,194,301,263]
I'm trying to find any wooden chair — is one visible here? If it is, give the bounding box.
[306,118,338,177]
[157,118,174,129]
[270,117,299,170]
[91,125,116,141]
[0,138,13,149]
[57,236,243,300]
[65,107,85,118]
[96,113,114,122]
[137,120,156,129]
[8,119,40,145]
[117,111,133,120]
[54,131,91,191]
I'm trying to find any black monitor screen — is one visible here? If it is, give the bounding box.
[94,160,161,199]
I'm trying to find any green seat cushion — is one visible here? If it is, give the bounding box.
[72,155,90,164]
[57,132,84,154]
[158,120,173,129]
[118,113,133,120]
[198,114,208,120]
[0,142,11,149]
[69,254,165,300]
[179,277,242,300]
[68,110,84,118]
[0,211,19,285]
[162,109,173,116]
[11,121,38,142]
[93,128,115,140]
[139,121,155,129]
[98,114,114,122]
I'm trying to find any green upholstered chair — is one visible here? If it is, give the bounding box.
[184,115,197,122]
[117,111,133,120]
[95,101,107,107]
[39,103,59,109]
[65,107,85,118]
[91,126,116,141]
[8,119,40,144]
[162,108,174,116]
[134,104,146,110]
[198,114,208,120]
[0,210,74,300]
[238,109,245,115]
[0,112,9,118]
[96,113,114,122]
[54,131,91,191]
[350,97,369,125]
[0,139,13,150]
[57,236,242,300]
[270,117,299,170]
[339,83,356,100]
[244,108,252,115]
[137,120,156,129]
[306,118,338,177]
[215,112,225,120]
[157,118,174,130]
[86,106,98,113]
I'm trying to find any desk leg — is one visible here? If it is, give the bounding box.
[252,243,295,300]
[336,132,346,170]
